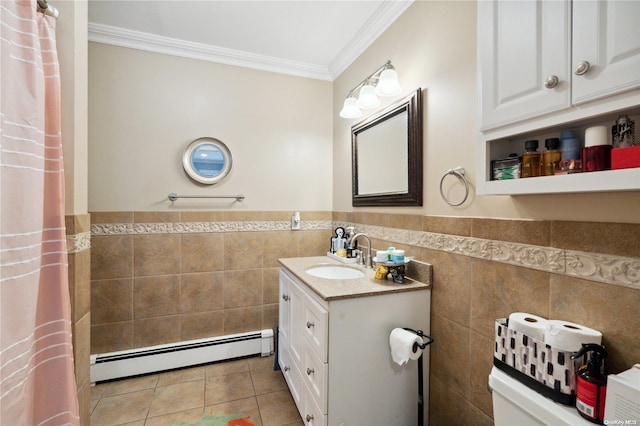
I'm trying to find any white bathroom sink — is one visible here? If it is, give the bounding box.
[305,265,364,280]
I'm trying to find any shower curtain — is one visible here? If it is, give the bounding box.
[1,1,80,424]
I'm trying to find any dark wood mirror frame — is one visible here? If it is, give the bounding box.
[351,88,423,206]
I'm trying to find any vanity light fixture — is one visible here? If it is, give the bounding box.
[339,60,403,119]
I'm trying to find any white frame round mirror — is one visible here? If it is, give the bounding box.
[182,137,233,185]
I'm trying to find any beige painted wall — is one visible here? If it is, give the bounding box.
[333,1,640,223]
[89,43,333,212]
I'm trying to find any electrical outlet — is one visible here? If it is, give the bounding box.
[291,212,301,230]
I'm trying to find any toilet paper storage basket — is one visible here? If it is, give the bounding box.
[493,318,578,406]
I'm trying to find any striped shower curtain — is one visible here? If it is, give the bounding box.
[1,1,80,424]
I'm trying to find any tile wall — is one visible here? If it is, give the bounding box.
[89,211,331,354]
[65,214,92,426]
[332,212,640,426]
[89,210,640,425]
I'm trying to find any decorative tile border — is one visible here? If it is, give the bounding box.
[67,231,91,253]
[334,221,640,291]
[90,220,333,235]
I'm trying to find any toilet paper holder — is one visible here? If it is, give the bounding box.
[401,327,433,426]
[402,327,434,353]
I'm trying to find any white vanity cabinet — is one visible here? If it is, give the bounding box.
[478,0,640,131]
[278,267,430,426]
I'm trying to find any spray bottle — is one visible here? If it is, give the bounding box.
[571,343,608,424]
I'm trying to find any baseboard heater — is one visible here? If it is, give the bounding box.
[90,329,273,384]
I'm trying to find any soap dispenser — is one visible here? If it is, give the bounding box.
[571,343,608,424]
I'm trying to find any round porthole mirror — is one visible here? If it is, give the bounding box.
[182,137,233,185]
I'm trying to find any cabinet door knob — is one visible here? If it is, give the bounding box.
[544,75,559,89]
[306,321,314,329]
[574,61,590,76]
[283,365,290,372]
[282,294,289,301]
[306,414,314,422]
[306,367,314,375]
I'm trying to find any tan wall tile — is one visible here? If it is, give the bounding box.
[91,211,133,224]
[134,316,181,348]
[91,321,134,354]
[223,211,262,221]
[262,211,292,221]
[472,218,550,246]
[263,304,278,330]
[181,211,225,222]
[298,230,331,257]
[134,211,180,223]
[133,275,180,319]
[469,331,494,418]
[180,272,224,313]
[332,211,348,222]
[224,232,264,270]
[424,216,472,236]
[263,268,280,304]
[301,211,332,221]
[92,278,133,323]
[551,221,640,258]
[181,233,224,273]
[549,274,640,374]
[71,249,91,321]
[224,269,263,308]
[263,231,299,267]
[430,314,471,398]
[470,258,550,339]
[77,377,91,426]
[134,234,180,276]
[73,312,91,391]
[429,374,470,425]
[427,250,471,327]
[91,235,133,280]
[224,306,262,334]
[180,311,224,341]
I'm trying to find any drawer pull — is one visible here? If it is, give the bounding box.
[306,367,315,375]
[306,414,314,422]
[544,75,558,89]
[282,294,289,301]
[306,321,314,328]
[283,366,290,372]
[574,61,590,76]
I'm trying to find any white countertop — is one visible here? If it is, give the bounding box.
[278,256,431,301]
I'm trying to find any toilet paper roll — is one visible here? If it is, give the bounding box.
[544,320,602,352]
[389,328,423,366]
[584,126,610,147]
[508,312,549,342]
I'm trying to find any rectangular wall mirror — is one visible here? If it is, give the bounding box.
[352,88,423,206]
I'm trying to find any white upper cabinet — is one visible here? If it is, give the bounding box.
[478,0,571,131]
[479,0,640,131]
[572,0,640,105]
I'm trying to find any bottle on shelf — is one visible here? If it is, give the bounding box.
[542,138,562,176]
[521,140,541,178]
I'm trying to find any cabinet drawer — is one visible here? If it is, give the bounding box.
[303,346,328,414]
[303,296,328,362]
[302,386,327,426]
[278,342,303,410]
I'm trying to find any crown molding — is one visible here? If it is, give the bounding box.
[88,22,333,81]
[328,0,414,80]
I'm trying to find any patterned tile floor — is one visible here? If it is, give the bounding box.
[90,355,303,426]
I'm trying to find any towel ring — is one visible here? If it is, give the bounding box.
[439,167,469,206]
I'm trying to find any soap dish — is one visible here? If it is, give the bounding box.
[326,252,358,264]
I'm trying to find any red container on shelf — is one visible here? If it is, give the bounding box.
[612,145,640,170]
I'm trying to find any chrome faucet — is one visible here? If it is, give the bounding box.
[350,233,372,268]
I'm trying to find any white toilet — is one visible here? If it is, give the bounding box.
[489,366,593,425]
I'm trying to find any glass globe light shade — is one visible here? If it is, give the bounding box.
[374,68,402,96]
[339,96,362,119]
[357,83,380,109]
